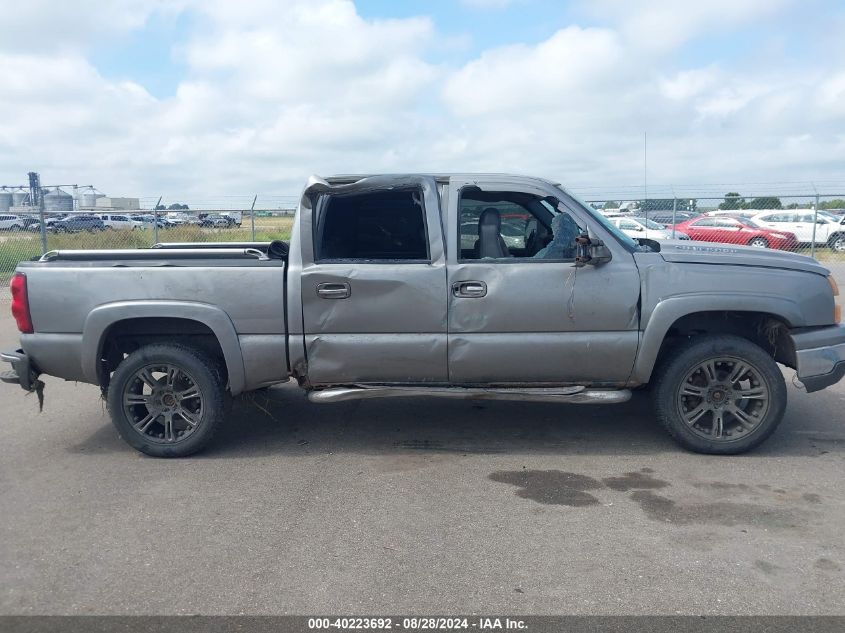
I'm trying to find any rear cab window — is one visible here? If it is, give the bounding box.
[314,188,430,262]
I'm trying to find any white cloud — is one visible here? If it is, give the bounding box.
[0,0,186,53]
[0,0,843,200]
[659,68,720,101]
[584,0,795,51]
[443,27,624,116]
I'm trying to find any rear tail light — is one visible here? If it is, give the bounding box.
[829,276,841,323]
[10,272,33,333]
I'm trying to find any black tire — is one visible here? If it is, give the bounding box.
[652,335,787,454]
[107,343,227,457]
[10,224,21,232]
[828,233,845,253]
[748,237,769,248]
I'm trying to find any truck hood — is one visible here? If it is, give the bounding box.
[657,241,830,276]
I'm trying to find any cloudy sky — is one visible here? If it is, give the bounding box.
[1,0,843,201]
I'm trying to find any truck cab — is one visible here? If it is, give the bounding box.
[293,174,640,387]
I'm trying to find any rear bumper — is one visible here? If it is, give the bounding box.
[790,325,845,393]
[0,349,39,391]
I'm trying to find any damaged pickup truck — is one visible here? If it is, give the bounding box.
[3,174,844,457]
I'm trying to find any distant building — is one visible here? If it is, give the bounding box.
[95,197,140,211]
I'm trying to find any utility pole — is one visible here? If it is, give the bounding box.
[153,196,162,245]
[643,132,648,210]
[250,194,257,241]
[28,172,48,254]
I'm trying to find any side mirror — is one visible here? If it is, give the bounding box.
[575,234,612,266]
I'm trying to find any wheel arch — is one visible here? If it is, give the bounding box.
[82,301,246,395]
[632,294,801,385]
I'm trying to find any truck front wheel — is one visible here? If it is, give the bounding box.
[652,335,787,454]
[106,343,227,457]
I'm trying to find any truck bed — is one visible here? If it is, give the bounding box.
[16,245,289,394]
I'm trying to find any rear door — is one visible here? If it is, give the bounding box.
[299,176,448,385]
[445,177,641,384]
[795,212,831,243]
[711,217,748,245]
[684,217,719,241]
[756,212,801,239]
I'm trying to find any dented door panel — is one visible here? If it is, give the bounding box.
[447,261,640,383]
[300,176,448,385]
[302,264,448,383]
[445,177,641,384]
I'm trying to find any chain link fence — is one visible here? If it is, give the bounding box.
[2,188,845,292]
[0,196,297,289]
[581,194,845,262]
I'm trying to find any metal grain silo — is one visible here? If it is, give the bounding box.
[11,188,29,207]
[43,188,74,213]
[82,192,104,207]
[0,189,12,212]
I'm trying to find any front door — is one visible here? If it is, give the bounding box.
[300,176,448,385]
[446,178,641,385]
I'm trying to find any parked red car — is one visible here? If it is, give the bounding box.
[671,215,798,251]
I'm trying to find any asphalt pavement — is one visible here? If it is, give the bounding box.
[0,311,843,615]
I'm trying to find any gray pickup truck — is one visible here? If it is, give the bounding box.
[3,174,844,457]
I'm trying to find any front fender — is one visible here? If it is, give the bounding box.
[81,300,246,395]
[631,292,804,384]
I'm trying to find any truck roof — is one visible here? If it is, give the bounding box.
[323,173,563,188]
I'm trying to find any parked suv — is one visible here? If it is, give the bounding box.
[99,214,142,230]
[51,215,105,233]
[752,210,845,250]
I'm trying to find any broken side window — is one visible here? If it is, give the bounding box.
[458,190,578,261]
[315,189,429,262]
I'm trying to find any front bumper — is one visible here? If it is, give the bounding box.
[0,349,39,392]
[790,324,845,393]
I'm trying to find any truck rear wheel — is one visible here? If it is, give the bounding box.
[106,343,227,457]
[652,335,786,454]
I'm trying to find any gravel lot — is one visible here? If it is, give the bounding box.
[0,308,844,616]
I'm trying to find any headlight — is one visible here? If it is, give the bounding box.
[829,276,841,323]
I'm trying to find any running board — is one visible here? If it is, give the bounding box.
[307,385,631,404]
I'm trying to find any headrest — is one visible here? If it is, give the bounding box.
[479,207,501,230]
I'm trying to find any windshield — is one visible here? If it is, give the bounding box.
[631,217,666,230]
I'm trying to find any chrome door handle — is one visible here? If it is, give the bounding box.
[316,282,351,299]
[452,281,487,298]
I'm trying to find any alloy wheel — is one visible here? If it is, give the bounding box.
[675,356,770,442]
[121,364,204,444]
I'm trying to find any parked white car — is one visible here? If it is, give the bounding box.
[99,214,142,230]
[607,215,690,240]
[751,210,845,247]
[0,214,26,231]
